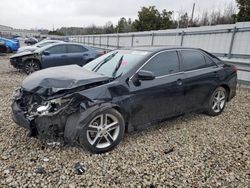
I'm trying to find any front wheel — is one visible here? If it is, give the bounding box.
[205,87,227,116]
[79,108,125,153]
[23,60,41,74]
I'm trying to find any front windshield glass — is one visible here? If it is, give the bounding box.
[84,50,149,78]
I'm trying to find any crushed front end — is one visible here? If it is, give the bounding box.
[11,87,86,139]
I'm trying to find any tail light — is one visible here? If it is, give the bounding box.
[232,66,237,73]
[98,51,105,56]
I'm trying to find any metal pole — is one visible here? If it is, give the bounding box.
[228,27,237,59]
[107,36,109,48]
[131,34,134,47]
[180,31,185,46]
[117,34,120,49]
[151,33,154,46]
[99,36,101,47]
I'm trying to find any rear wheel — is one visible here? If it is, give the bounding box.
[79,108,125,153]
[205,87,227,116]
[6,47,12,53]
[23,60,41,74]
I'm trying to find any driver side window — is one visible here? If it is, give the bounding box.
[142,51,180,77]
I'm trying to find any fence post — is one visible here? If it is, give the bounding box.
[99,36,101,47]
[180,31,185,46]
[117,34,120,49]
[88,36,90,45]
[131,34,134,47]
[228,26,237,59]
[151,32,154,46]
[107,36,109,48]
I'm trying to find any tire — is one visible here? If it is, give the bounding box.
[23,59,41,75]
[6,47,12,53]
[79,108,125,153]
[205,86,228,116]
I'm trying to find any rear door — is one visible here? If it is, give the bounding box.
[180,49,220,111]
[66,44,88,66]
[42,44,68,68]
[129,50,185,127]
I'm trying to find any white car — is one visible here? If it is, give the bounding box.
[17,40,64,53]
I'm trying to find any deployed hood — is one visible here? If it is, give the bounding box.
[17,46,38,53]
[22,65,110,96]
[10,51,34,58]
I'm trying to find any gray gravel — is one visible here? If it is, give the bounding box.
[0,54,250,187]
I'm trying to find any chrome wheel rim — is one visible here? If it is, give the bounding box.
[86,113,120,149]
[25,60,39,74]
[212,90,226,113]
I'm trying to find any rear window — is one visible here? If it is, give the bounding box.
[67,45,87,53]
[46,45,67,54]
[181,50,208,71]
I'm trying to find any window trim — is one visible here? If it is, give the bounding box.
[130,49,181,80]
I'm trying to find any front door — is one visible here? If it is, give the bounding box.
[129,50,185,128]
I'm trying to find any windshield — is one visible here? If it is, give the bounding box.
[84,50,149,78]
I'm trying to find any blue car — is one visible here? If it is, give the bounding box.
[0,37,19,52]
[10,43,104,74]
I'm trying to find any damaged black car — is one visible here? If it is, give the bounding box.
[11,47,237,153]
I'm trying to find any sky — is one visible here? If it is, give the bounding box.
[0,0,237,30]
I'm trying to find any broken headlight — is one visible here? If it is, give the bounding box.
[12,87,22,100]
[34,97,72,116]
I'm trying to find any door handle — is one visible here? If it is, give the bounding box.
[83,54,89,57]
[176,79,183,86]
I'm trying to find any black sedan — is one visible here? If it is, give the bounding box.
[10,43,103,74]
[11,47,237,153]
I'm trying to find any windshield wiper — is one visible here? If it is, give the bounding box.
[92,52,118,72]
[112,55,124,78]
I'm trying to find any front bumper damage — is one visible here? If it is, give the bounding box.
[11,88,90,140]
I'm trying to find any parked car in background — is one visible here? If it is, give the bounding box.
[0,37,19,52]
[0,42,7,53]
[11,47,237,153]
[24,37,38,45]
[17,40,64,53]
[10,43,103,74]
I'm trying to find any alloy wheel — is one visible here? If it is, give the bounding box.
[24,60,40,74]
[212,90,226,113]
[86,113,120,149]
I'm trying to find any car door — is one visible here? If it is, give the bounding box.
[180,49,220,111]
[41,44,68,68]
[129,50,185,128]
[66,44,88,66]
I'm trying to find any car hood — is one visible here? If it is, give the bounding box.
[17,46,38,53]
[22,65,111,96]
[10,51,34,58]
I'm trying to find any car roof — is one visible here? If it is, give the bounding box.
[121,46,200,53]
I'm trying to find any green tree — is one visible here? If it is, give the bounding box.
[160,9,173,29]
[133,6,162,31]
[115,17,134,33]
[236,0,250,21]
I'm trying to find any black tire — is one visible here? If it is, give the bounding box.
[205,86,228,116]
[6,47,12,53]
[79,108,125,153]
[23,59,41,75]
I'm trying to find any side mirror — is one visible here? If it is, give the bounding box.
[137,70,155,81]
[43,51,50,56]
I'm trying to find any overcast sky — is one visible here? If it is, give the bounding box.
[0,0,237,30]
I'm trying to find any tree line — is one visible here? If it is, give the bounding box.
[49,0,250,35]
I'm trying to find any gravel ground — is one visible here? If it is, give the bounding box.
[0,54,250,187]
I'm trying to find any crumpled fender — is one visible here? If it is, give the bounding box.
[64,102,118,145]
